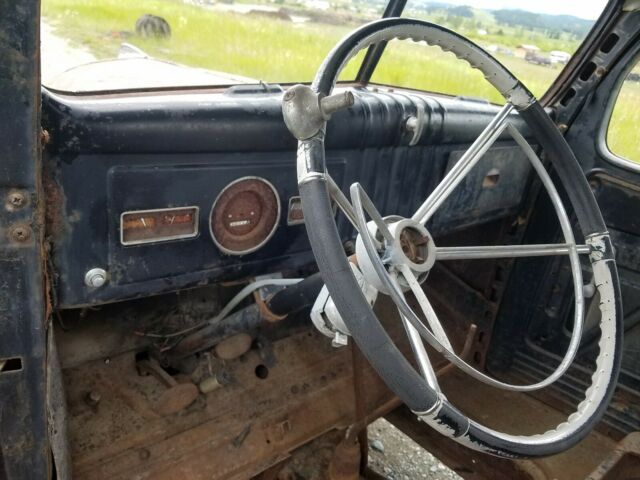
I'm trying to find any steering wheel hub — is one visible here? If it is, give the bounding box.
[355,217,435,293]
[388,219,436,273]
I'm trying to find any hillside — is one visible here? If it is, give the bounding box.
[403,1,595,53]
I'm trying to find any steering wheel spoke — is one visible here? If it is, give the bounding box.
[397,263,452,351]
[412,103,513,226]
[326,174,363,235]
[390,273,442,392]
[435,243,591,261]
[350,182,395,245]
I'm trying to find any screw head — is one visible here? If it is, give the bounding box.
[85,390,101,407]
[85,268,108,288]
[138,448,151,461]
[9,225,32,242]
[7,192,26,208]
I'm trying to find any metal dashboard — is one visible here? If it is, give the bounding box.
[42,87,532,308]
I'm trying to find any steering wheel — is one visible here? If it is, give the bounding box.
[282,18,622,458]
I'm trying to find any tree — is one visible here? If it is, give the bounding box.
[448,5,473,18]
[447,15,463,29]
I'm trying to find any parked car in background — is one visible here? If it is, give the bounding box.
[550,50,572,64]
[525,50,553,66]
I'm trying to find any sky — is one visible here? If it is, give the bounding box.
[425,0,609,20]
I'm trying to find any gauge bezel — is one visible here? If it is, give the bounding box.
[209,176,281,256]
[119,206,200,246]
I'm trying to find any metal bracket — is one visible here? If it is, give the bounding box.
[310,262,377,347]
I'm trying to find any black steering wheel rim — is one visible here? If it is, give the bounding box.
[290,17,623,458]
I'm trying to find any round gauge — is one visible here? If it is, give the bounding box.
[210,177,281,255]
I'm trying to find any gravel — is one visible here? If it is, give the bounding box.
[367,418,462,480]
[41,21,95,84]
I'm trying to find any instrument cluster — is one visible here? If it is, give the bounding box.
[119,176,300,256]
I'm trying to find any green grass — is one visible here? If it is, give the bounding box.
[608,80,640,163]
[42,0,365,82]
[40,0,560,97]
[370,41,560,103]
[41,0,639,163]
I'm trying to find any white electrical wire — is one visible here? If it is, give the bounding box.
[208,278,304,326]
[137,278,304,339]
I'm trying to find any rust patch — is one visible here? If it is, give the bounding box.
[328,436,361,480]
[263,416,292,445]
[587,432,640,479]
[398,226,429,264]
[42,172,66,240]
[254,290,288,323]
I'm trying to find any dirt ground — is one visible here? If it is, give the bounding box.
[367,419,462,480]
[41,21,96,83]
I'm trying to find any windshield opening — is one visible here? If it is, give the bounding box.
[42,0,607,96]
[42,0,382,92]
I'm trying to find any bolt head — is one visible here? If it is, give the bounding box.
[85,268,108,288]
[405,116,418,132]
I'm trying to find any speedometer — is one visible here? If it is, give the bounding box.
[209,177,280,255]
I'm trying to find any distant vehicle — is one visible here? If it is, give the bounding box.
[550,50,571,64]
[525,50,552,66]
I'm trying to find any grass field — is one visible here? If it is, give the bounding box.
[608,81,640,163]
[42,0,639,162]
[42,0,366,82]
[370,41,560,103]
